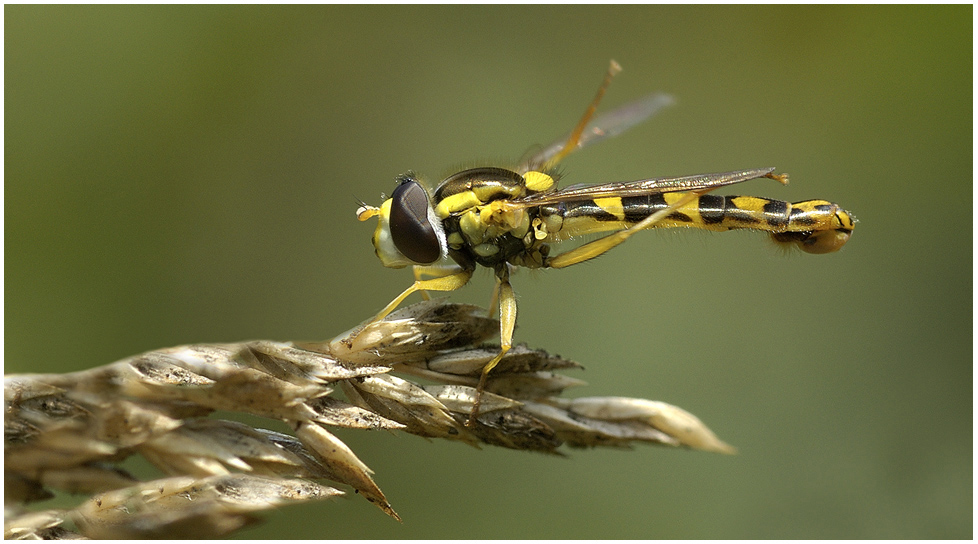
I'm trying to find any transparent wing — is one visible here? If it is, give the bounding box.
[511,168,783,208]
[517,92,675,175]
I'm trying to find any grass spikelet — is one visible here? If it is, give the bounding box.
[5,300,734,538]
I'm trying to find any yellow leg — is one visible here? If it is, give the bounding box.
[374,269,473,322]
[486,280,500,318]
[413,266,431,301]
[466,273,517,427]
[413,264,463,301]
[546,189,709,269]
[543,60,622,171]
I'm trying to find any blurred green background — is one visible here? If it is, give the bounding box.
[5,5,971,539]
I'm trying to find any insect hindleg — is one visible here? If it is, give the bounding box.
[546,189,710,269]
[543,60,622,171]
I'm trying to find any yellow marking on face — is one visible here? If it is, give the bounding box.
[371,199,394,246]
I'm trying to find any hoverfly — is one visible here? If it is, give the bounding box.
[355,61,855,425]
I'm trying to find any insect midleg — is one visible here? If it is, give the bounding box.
[467,270,516,427]
[543,60,622,171]
[546,189,710,269]
[486,280,500,319]
[372,269,474,322]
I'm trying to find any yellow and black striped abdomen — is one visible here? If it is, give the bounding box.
[544,192,855,254]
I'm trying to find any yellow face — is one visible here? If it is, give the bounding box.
[357,176,448,269]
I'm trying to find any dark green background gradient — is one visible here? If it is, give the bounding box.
[6,5,971,539]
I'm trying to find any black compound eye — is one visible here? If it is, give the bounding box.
[389,178,441,263]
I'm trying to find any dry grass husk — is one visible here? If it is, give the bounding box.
[5,300,734,539]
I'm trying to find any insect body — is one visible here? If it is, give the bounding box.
[355,62,855,425]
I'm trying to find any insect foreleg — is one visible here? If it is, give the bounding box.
[412,264,465,301]
[373,269,473,322]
